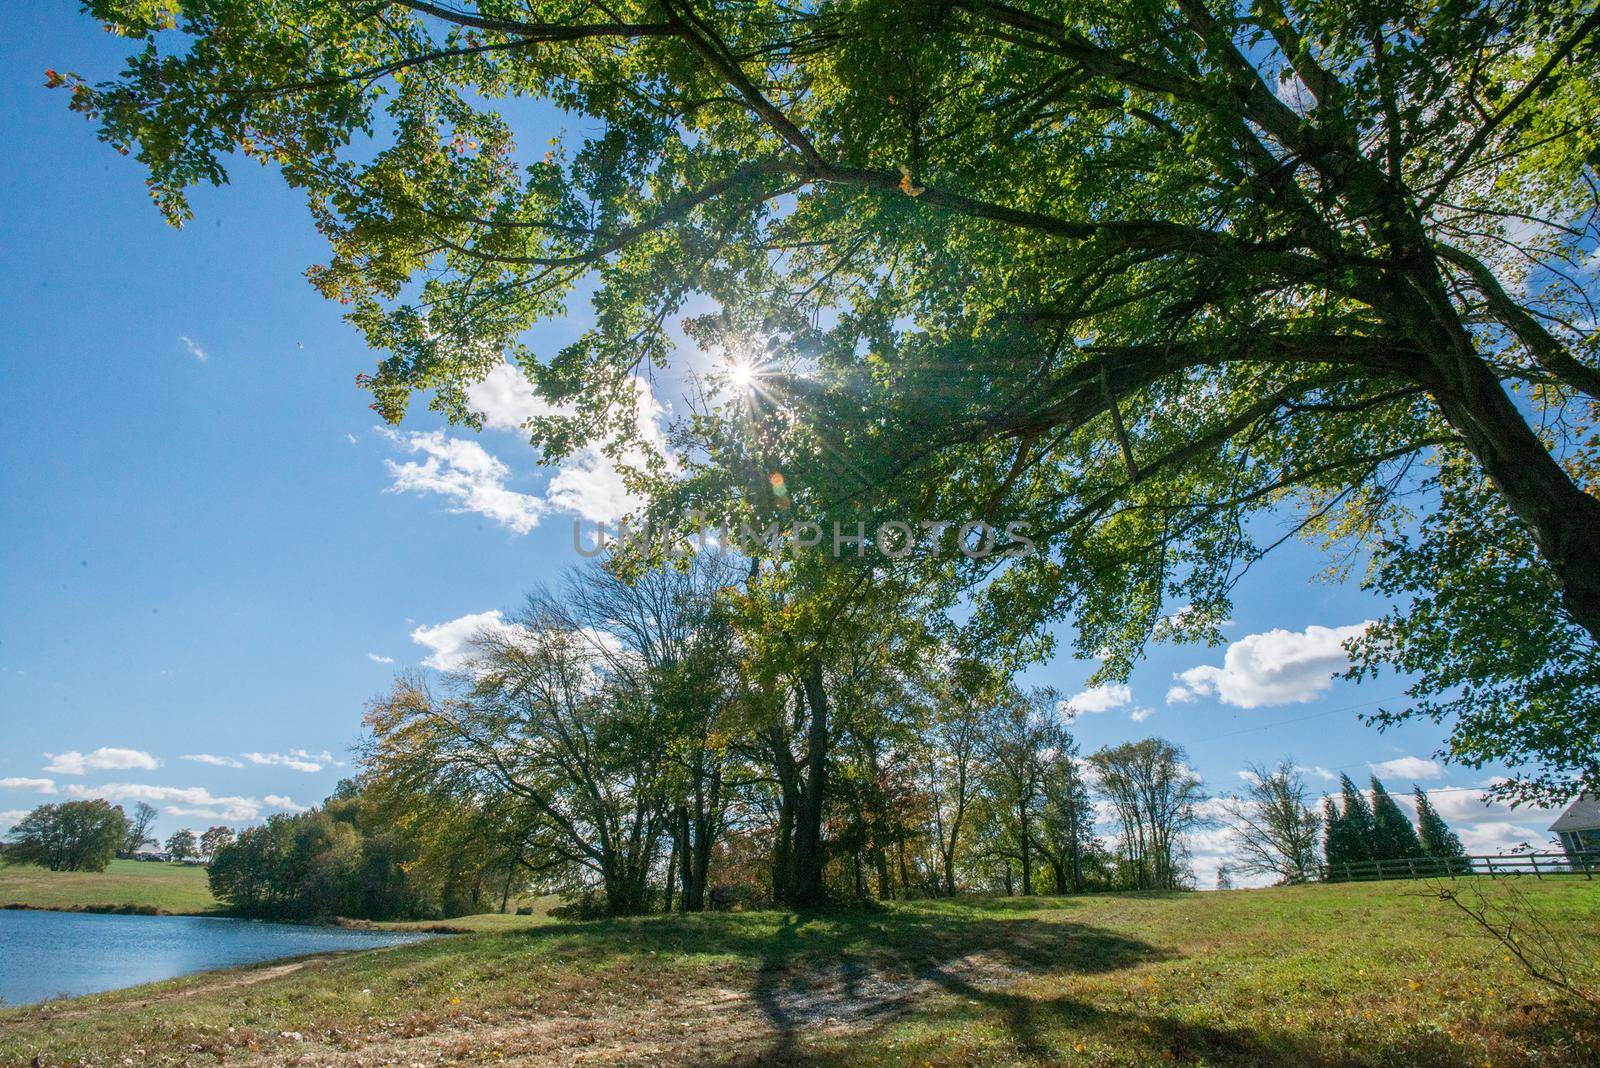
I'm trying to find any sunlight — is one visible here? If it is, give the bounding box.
[729,359,758,390]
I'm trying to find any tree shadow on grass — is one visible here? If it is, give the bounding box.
[457,907,1600,1065]
[738,910,1163,1063]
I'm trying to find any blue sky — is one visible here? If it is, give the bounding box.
[0,4,1566,883]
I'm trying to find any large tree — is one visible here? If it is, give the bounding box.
[364,614,672,915]
[4,800,128,873]
[980,688,1065,896]
[62,0,1600,799]
[1089,737,1206,889]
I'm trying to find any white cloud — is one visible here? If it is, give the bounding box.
[382,429,548,535]
[1388,786,1562,855]
[243,749,336,774]
[1129,706,1154,723]
[410,609,522,672]
[44,747,162,775]
[381,368,670,533]
[366,652,396,664]
[0,777,56,794]
[68,783,262,821]
[263,794,307,813]
[179,335,208,362]
[1296,765,1337,782]
[466,360,559,431]
[0,809,27,832]
[1165,622,1371,708]
[1066,683,1132,715]
[181,753,244,768]
[1369,756,1445,782]
[345,432,359,445]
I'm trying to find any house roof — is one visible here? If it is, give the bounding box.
[1549,794,1600,833]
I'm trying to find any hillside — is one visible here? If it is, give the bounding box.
[3,879,1598,1066]
[0,860,217,916]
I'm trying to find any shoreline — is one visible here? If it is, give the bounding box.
[1,902,470,932]
[0,901,206,917]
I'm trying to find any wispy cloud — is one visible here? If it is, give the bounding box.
[181,753,244,769]
[1065,683,1132,715]
[67,782,261,821]
[410,610,524,672]
[242,749,337,774]
[179,335,208,362]
[0,777,57,794]
[44,748,161,775]
[263,794,306,813]
[366,652,396,664]
[381,429,548,535]
[378,365,670,534]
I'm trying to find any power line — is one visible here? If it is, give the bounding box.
[1186,698,1385,743]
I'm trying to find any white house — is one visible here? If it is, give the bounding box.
[1549,795,1600,858]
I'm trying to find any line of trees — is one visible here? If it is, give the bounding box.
[345,554,1214,918]
[0,798,246,875]
[1220,766,1469,886]
[1323,774,1468,877]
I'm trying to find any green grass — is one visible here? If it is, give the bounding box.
[3,879,1599,1065]
[0,859,217,915]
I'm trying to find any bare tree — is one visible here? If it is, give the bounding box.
[122,801,158,856]
[1222,760,1323,885]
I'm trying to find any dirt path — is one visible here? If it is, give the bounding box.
[218,952,1002,1066]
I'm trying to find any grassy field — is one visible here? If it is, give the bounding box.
[2,879,1598,1066]
[0,859,217,915]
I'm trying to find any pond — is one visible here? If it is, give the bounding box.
[0,909,436,1007]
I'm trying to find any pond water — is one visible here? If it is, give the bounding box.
[0,909,435,1007]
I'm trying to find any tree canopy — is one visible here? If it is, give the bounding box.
[60,0,1600,800]
[3,800,128,873]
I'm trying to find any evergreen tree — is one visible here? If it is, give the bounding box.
[1321,797,1346,869]
[1414,788,1467,866]
[1322,791,1371,879]
[1369,778,1425,860]
[1337,775,1378,861]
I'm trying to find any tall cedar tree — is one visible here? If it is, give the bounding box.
[1414,788,1467,860]
[1369,777,1425,860]
[1321,797,1348,869]
[1338,774,1379,862]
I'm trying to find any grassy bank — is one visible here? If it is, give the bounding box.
[3,879,1598,1066]
[0,860,217,915]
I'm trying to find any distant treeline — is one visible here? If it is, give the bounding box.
[206,781,534,921]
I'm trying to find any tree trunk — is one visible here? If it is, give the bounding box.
[664,825,679,913]
[790,661,830,906]
[1018,810,1034,896]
